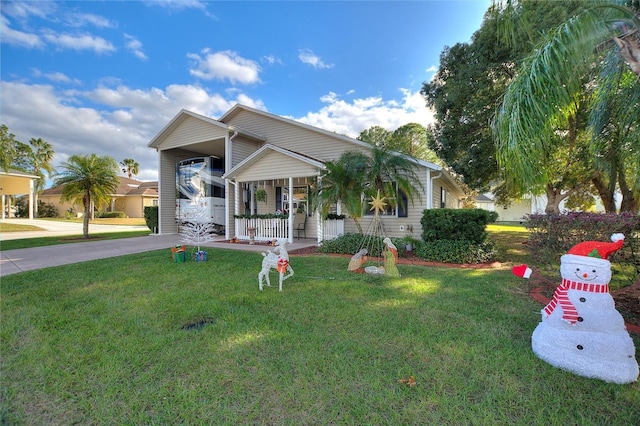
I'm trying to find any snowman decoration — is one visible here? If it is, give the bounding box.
[513,233,638,384]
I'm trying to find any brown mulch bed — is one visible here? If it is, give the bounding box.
[289,246,640,333]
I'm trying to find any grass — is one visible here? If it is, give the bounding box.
[0,231,152,251]
[2,230,639,424]
[0,222,46,232]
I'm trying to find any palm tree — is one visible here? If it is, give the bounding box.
[493,1,640,211]
[313,151,369,233]
[120,158,140,179]
[28,138,55,218]
[55,154,120,238]
[313,146,423,233]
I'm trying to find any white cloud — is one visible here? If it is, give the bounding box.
[31,69,81,85]
[65,12,115,29]
[0,15,43,48]
[124,34,148,60]
[1,81,265,182]
[188,49,261,85]
[261,55,283,66]
[425,65,438,73]
[298,49,334,69]
[293,89,434,138]
[42,31,116,54]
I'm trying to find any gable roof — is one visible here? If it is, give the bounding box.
[219,103,445,171]
[223,143,326,180]
[147,109,266,149]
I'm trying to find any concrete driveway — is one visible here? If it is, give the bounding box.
[0,219,318,277]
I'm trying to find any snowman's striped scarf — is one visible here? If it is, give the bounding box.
[543,278,609,324]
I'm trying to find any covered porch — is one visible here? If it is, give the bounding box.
[223,144,343,244]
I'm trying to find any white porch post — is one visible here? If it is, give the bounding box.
[288,176,293,243]
[28,179,34,219]
[2,195,6,219]
[316,175,323,244]
[426,169,432,209]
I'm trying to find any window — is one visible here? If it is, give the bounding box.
[364,183,408,217]
[440,186,447,209]
[277,185,309,216]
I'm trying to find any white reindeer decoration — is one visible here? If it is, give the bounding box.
[258,240,294,292]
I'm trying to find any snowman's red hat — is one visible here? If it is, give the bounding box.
[567,233,625,259]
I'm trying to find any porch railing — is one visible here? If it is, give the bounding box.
[323,219,344,241]
[235,218,289,241]
[234,217,345,241]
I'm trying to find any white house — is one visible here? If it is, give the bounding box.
[147,104,464,243]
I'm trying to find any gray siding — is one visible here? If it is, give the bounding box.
[231,136,261,167]
[236,151,319,181]
[156,116,226,150]
[226,109,367,161]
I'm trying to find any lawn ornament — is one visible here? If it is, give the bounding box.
[349,191,400,278]
[383,237,400,278]
[513,233,638,384]
[348,249,368,272]
[258,239,294,292]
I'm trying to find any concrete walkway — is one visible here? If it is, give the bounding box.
[0,219,318,277]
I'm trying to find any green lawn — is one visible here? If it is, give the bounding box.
[2,238,639,424]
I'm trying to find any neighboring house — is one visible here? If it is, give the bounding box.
[475,194,542,222]
[147,104,465,243]
[0,169,39,219]
[475,192,614,222]
[40,177,158,218]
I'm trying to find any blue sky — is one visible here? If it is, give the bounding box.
[1,0,491,182]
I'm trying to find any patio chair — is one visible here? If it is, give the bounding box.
[294,214,307,238]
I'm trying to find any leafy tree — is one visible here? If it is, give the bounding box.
[358,126,391,148]
[55,154,120,238]
[493,0,640,213]
[120,158,140,179]
[0,124,17,172]
[423,0,592,210]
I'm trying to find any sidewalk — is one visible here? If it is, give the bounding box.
[0,219,318,277]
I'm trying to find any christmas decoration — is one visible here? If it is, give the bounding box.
[513,233,638,384]
[180,197,215,257]
[258,239,294,292]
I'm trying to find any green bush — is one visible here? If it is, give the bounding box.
[233,213,289,219]
[414,239,497,264]
[37,201,58,218]
[319,233,412,258]
[421,209,495,244]
[144,206,158,233]
[98,211,127,218]
[525,212,639,281]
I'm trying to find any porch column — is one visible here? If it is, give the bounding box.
[316,175,323,243]
[288,176,293,243]
[2,195,6,219]
[28,179,34,219]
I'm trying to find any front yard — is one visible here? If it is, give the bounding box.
[1,242,638,424]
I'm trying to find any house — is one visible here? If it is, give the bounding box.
[39,177,158,218]
[474,193,545,222]
[147,104,465,243]
[0,168,39,219]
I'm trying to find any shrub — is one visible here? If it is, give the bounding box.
[144,206,158,233]
[37,201,58,218]
[524,212,640,281]
[98,211,127,218]
[421,209,495,244]
[414,239,498,264]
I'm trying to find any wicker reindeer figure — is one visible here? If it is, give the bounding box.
[258,240,294,292]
